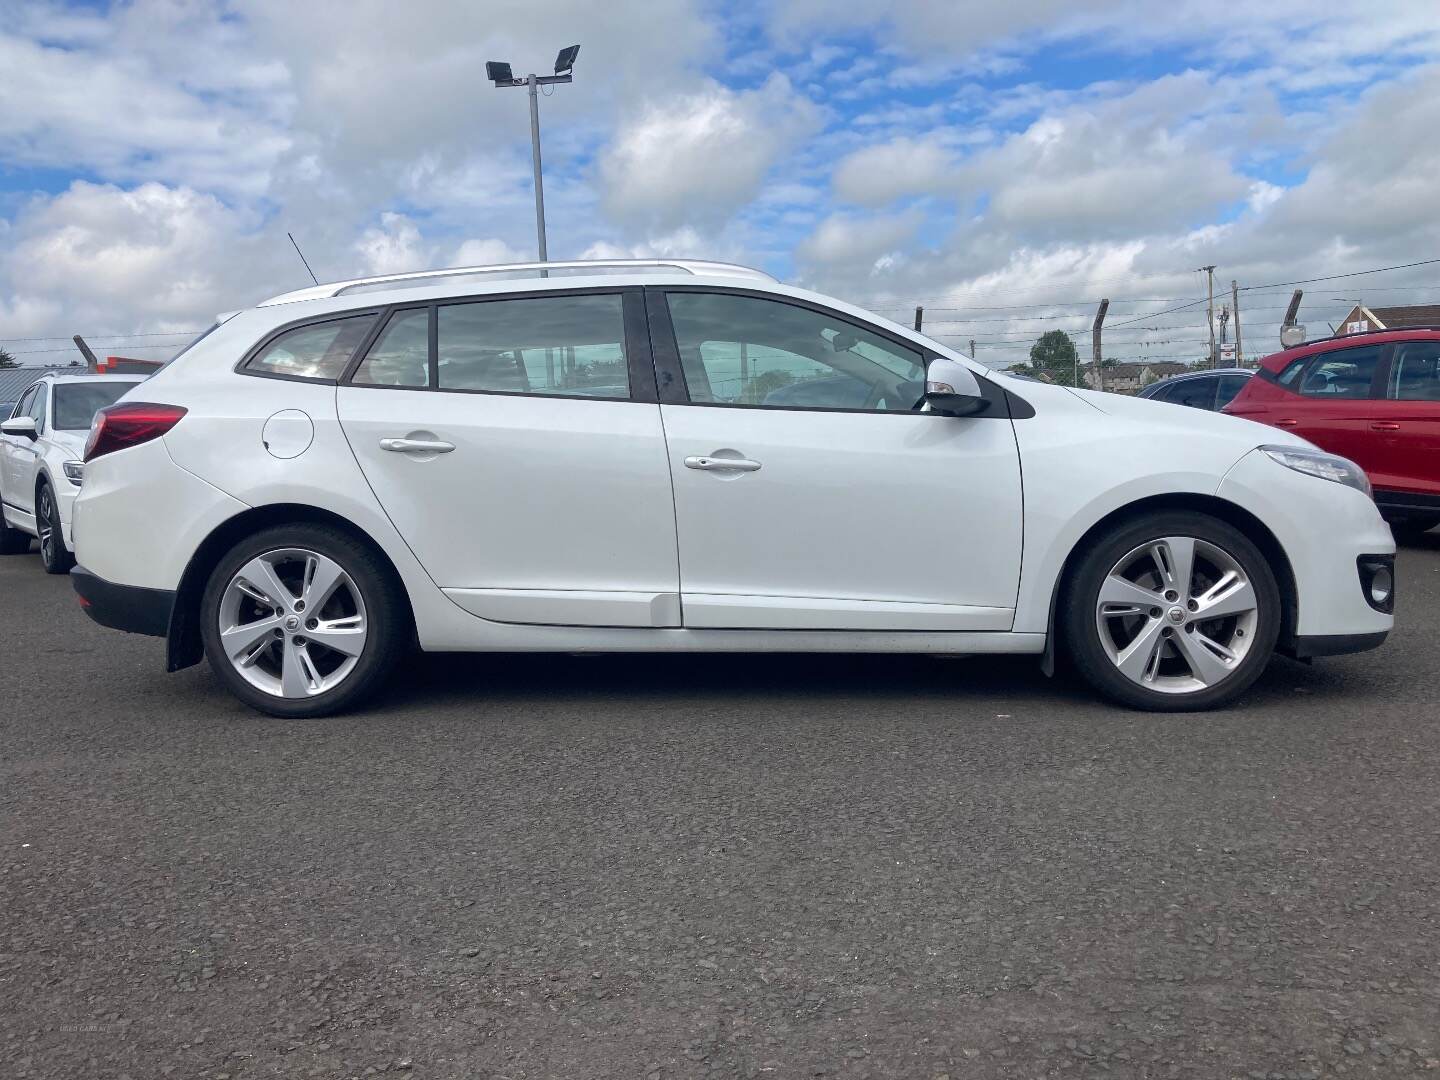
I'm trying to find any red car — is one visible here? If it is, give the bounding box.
[1224,328,1440,538]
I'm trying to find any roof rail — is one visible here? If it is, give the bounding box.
[1284,324,1440,350]
[257,259,777,307]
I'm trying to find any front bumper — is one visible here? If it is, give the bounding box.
[71,565,174,637]
[1287,631,1389,659]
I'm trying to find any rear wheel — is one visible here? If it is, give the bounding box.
[37,483,74,574]
[199,524,408,718]
[1063,512,1281,711]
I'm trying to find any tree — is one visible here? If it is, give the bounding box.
[0,346,17,369]
[1023,329,1079,386]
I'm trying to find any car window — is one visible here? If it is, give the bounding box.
[1216,373,1250,408]
[436,294,629,398]
[28,384,48,430]
[52,382,141,430]
[666,292,926,412]
[11,386,36,422]
[1168,376,1218,410]
[1296,345,1381,398]
[244,315,376,381]
[1388,341,1440,401]
[353,308,430,387]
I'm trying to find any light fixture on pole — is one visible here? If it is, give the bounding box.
[486,46,580,273]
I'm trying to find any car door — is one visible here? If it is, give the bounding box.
[649,287,1023,631]
[10,385,48,518]
[1365,339,1440,498]
[337,287,682,628]
[1269,344,1386,470]
[0,385,37,509]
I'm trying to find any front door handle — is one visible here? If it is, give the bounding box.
[1274,418,1299,427]
[1370,421,1401,431]
[685,455,762,473]
[379,437,456,454]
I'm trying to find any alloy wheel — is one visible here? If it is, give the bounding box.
[1094,535,1258,695]
[38,489,56,564]
[217,547,368,699]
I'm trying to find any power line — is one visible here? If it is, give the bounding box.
[6,343,183,356]
[1239,256,1440,291]
[1,330,205,344]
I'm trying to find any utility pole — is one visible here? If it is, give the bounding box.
[1231,279,1243,366]
[1092,298,1109,393]
[968,338,975,358]
[913,306,924,332]
[487,46,580,269]
[1198,264,1217,367]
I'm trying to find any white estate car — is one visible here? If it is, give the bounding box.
[1,372,145,573]
[69,260,1395,718]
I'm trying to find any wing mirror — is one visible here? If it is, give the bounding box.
[924,357,989,417]
[1,416,38,440]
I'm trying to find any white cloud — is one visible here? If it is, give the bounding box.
[599,74,821,234]
[832,137,960,206]
[0,181,291,345]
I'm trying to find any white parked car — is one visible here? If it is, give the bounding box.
[69,260,1395,717]
[1,372,145,572]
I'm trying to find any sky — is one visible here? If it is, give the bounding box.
[4,0,1440,369]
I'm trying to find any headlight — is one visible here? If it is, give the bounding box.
[1262,445,1371,498]
[62,460,85,485]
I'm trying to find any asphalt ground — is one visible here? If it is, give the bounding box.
[2,533,1438,1079]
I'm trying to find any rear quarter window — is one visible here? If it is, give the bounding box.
[243,315,377,382]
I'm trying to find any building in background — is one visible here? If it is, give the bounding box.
[1082,361,1191,394]
[1337,303,1440,335]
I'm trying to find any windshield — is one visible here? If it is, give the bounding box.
[53,382,140,431]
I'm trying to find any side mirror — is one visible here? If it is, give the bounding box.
[924,357,989,417]
[1,416,38,440]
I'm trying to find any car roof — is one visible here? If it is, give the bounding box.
[1152,367,1253,382]
[1256,327,1440,371]
[256,259,777,309]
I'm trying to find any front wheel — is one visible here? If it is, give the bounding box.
[1062,512,1282,711]
[199,524,409,718]
[37,483,74,574]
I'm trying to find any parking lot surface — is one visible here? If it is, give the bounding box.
[2,537,1439,1079]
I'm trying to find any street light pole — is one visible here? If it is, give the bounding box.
[526,74,547,264]
[486,47,579,270]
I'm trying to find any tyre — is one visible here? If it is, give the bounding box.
[1062,512,1282,711]
[36,482,74,574]
[199,524,409,718]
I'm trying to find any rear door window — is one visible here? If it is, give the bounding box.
[435,293,630,398]
[1387,341,1440,401]
[1216,373,1250,408]
[1168,376,1218,410]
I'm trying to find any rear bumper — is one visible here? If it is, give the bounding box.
[71,565,174,637]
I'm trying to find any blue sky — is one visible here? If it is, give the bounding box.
[4,0,1440,367]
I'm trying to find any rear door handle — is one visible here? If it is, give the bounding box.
[379,437,456,454]
[1274,418,1299,427]
[685,455,762,473]
[1370,421,1401,431]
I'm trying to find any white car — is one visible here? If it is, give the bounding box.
[69,259,1395,718]
[1,372,145,572]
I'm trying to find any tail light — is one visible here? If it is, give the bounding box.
[83,402,187,462]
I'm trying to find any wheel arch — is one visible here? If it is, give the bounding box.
[1041,492,1299,675]
[166,503,414,672]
